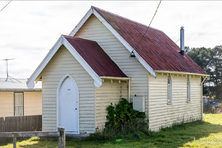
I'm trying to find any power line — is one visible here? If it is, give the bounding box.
[133,0,162,51]
[175,39,180,43]
[0,0,12,12]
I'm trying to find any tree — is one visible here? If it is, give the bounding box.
[185,46,212,72]
[208,46,222,100]
[186,46,222,100]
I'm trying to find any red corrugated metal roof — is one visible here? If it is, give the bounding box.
[93,6,206,75]
[63,35,127,77]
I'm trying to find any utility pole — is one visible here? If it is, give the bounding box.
[2,58,14,81]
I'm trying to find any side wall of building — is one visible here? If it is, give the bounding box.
[41,45,95,133]
[75,14,149,118]
[95,79,128,130]
[0,91,42,117]
[24,92,42,116]
[0,92,14,117]
[149,73,201,131]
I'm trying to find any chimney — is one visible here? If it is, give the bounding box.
[180,26,185,56]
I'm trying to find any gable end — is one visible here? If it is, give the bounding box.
[27,35,102,88]
[69,6,156,78]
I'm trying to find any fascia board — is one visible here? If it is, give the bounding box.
[62,36,102,87]
[35,75,42,83]
[69,7,93,36]
[156,70,210,77]
[92,9,156,78]
[27,35,63,88]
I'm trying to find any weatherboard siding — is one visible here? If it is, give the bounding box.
[0,92,13,117]
[41,45,95,133]
[75,14,149,118]
[24,92,42,116]
[149,73,201,131]
[95,79,128,130]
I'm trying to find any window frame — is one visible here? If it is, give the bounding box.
[187,76,191,102]
[167,75,172,104]
[14,92,24,116]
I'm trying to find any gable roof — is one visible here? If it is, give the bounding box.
[70,6,206,76]
[63,35,126,77]
[27,35,127,88]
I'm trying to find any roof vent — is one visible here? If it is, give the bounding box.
[179,26,185,56]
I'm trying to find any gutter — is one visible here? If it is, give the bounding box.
[0,88,42,92]
[156,70,209,77]
[100,76,131,80]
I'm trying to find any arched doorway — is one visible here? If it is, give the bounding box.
[57,74,79,134]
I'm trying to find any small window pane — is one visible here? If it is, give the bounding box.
[15,93,23,116]
[187,77,191,102]
[168,76,172,103]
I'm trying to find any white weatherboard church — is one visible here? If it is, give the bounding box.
[27,6,208,136]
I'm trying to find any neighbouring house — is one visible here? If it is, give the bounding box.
[202,96,210,107]
[0,78,42,117]
[27,6,209,135]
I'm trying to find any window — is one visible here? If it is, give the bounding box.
[14,92,24,116]
[167,75,172,104]
[187,76,191,102]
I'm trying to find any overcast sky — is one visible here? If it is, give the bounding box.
[0,1,222,79]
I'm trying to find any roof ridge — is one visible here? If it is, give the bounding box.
[92,6,163,33]
[91,6,206,75]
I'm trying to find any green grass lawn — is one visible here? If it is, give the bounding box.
[1,113,222,148]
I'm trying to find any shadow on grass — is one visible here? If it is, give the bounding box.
[0,138,13,146]
[0,137,30,146]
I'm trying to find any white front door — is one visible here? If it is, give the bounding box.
[58,76,79,134]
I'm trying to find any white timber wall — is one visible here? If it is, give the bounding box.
[75,14,149,118]
[24,92,42,116]
[95,79,128,131]
[0,92,14,117]
[149,73,201,131]
[41,45,95,133]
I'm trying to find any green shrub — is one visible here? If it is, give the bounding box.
[105,98,148,134]
[87,98,149,141]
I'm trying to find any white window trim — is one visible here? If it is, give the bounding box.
[167,75,172,104]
